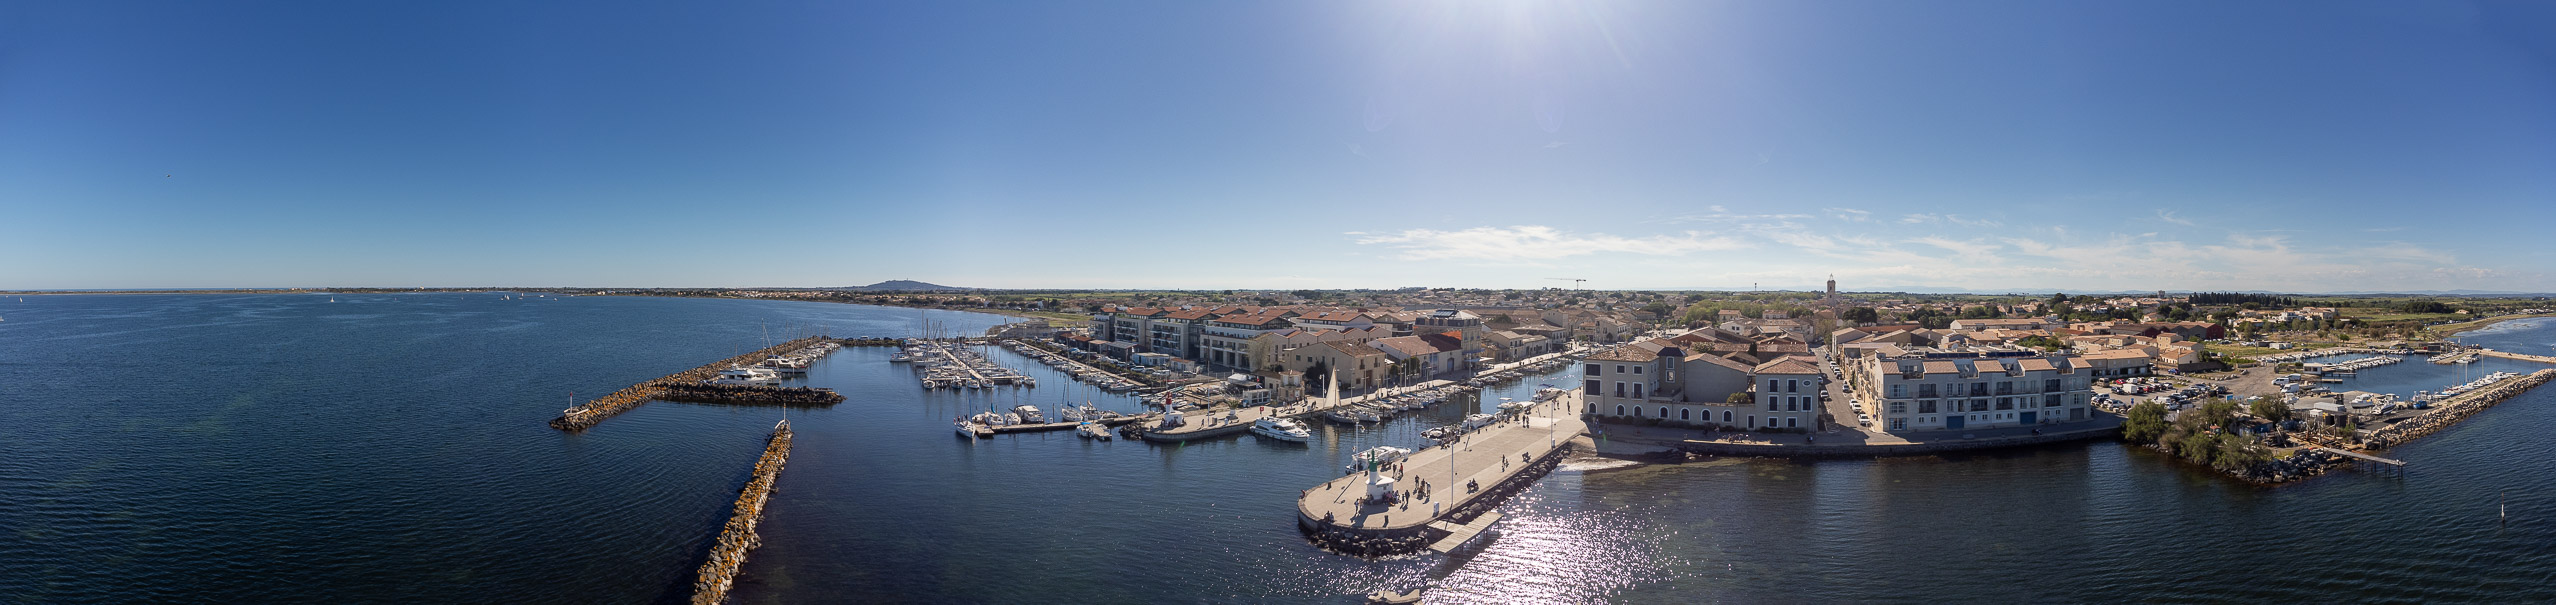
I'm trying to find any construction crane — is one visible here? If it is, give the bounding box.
[1546,277,1587,290]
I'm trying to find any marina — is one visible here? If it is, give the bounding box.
[1004,339,1148,392]
[15,294,2556,603]
[899,340,1036,389]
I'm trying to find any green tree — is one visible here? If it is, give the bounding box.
[1843,306,1880,324]
[2122,402,2169,443]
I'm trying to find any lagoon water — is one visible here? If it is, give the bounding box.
[3,295,2553,603]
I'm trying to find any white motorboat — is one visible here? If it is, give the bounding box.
[1250,417,1312,442]
[956,421,984,439]
[709,367,782,386]
[1078,423,1113,440]
[1345,446,1412,472]
[1013,404,1046,424]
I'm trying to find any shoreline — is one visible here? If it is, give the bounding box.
[2435,313,2556,338]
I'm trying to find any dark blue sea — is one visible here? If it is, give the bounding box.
[3,294,2552,603]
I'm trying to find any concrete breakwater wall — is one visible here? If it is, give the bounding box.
[2363,369,2555,449]
[833,337,901,347]
[691,422,793,605]
[658,384,846,406]
[549,336,828,431]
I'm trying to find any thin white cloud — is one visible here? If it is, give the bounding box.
[1823,207,1873,222]
[1353,225,1742,261]
[2155,209,2196,226]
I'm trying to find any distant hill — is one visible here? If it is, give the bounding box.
[850,280,968,291]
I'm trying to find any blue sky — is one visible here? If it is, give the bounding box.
[3,1,2550,292]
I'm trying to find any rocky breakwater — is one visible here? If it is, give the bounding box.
[692,421,793,605]
[2363,369,2555,449]
[659,383,845,406]
[549,335,828,431]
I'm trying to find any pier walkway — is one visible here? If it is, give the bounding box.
[1143,380,1457,442]
[2480,350,2556,365]
[1295,393,1584,553]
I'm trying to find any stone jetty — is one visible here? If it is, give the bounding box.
[659,383,846,406]
[1296,392,1585,557]
[691,421,793,605]
[2362,369,2554,449]
[549,335,829,431]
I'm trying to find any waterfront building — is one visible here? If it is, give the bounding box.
[1202,310,1298,371]
[1280,341,1393,392]
[1845,345,2095,433]
[1750,357,1823,431]
[1581,341,1786,430]
[1414,309,1486,368]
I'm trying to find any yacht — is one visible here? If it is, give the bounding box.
[956,421,983,439]
[1250,417,1312,442]
[1078,423,1113,440]
[1013,404,1046,424]
[709,367,782,386]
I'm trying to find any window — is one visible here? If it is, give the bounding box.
[1634,366,1643,375]
[1971,400,1989,412]
[1996,397,2013,410]
[1616,405,1625,416]
[1615,382,1625,397]
[1724,410,1733,422]
[1918,400,1937,413]
[1767,398,1779,411]
[1749,415,1757,427]
[1889,401,1906,414]
[1786,399,1796,412]
[2044,394,2061,408]
[1970,383,1988,397]
[1788,379,1800,393]
[1659,406,1669,418]
[1681,408,1691,420]
[1633,384,1644,399]
[1918,384,1938,398]
[1891,384,1905,398]
[1587,364,1601,376]
[1585,379,1600,395]
[1997,381,2013,395]
[2044,378,2061,392]
[1890,418,1906,430]
[1787,417,1798,428]
[1616,365,1626,374]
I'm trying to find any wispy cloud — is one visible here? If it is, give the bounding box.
[2155,209,2195,227]
[1898,213,2003,227]
[1823,207,1872,222]
[1353,225,1742,261]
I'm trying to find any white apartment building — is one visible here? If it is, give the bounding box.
[1848,346,2095,433]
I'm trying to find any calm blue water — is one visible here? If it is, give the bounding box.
[5,295,2553,603]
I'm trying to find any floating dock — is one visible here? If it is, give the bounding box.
[550,336,834,431]
[1295,393,1585,557]
[691,421,792,605]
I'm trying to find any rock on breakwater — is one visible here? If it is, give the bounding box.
[549,335,829,431]
[692,421,793,605]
